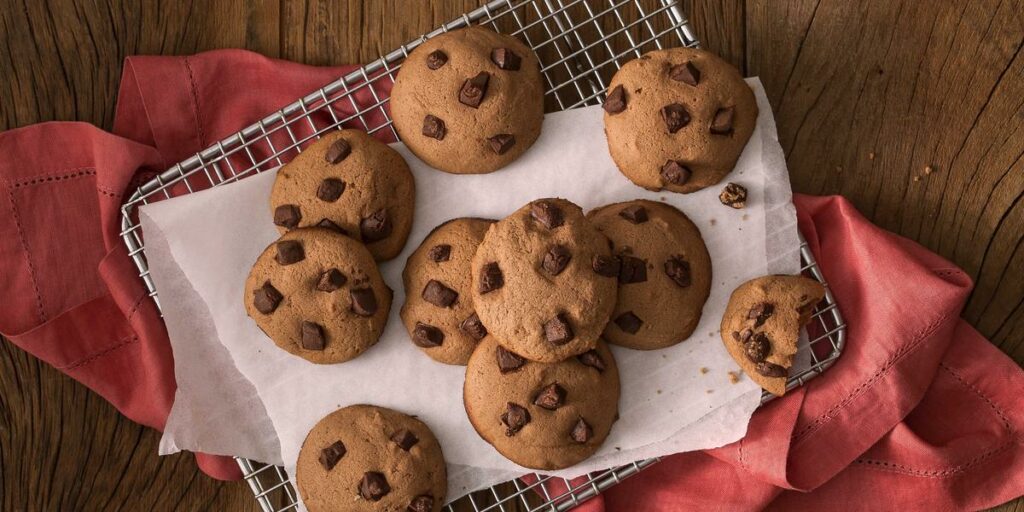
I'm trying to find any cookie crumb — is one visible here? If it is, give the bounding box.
[868,152,876,160]
[699,367,709,374]
[706,389,714,394]
[710,218,717,226]
[660,196,667,201]
[656,389,662,394]
[615,447,621,451]
[836,166,843,173]
[727,371,741,384]
[742,214,749,221]
[924,165,934,175]
[719,182,747,209]
[913,176,921,182]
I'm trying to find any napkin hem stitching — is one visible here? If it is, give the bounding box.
[6,184,46,323]
[60,334,140,371]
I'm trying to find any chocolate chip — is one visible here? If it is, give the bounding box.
[731,328,753,343]
[661,160,691,185]
[571,418,593,443]
[533,383,567,410]
[543,313,574,345]
[592,254,621,277]
[350,288,378,316]
[317,267,348,292]
[496,345,525,373]
[301,321,325,351]
[614,311,643,334]
[459,71,490,108]
[318,440,346,470]
[253,282,283,314]
[664,257,691,288]
[273,204,301,229]
[427,244,451,262]
[324,139,352,164]
[669,61,700,86]
[662,103,691,133]
[719,182,747,209]
[618,255,647,284]
[542,245,572,276]
[745,332,770,363]
[748,302,774,327]
[491,48,522,70]
[619,205,648,224]
[360,209,392,243]
[501,402,531,436]
[711,106,735,135]
[530,201,564,229]
[275,240,305,265]
[359,472,390,501]
[478,262,504,294]
[488,134,516,155]
[412,322,444,348]
[460,312,487,341]
[426,50,448,70]
[408,495,434,512]
[317,178,346,202]
[422,115,446,140]
[391,429,419,451]
[755,361,787,378]
[317,218,348,235]
[577,350,606,372]
[422,279,458,308]
[603,84,626,114]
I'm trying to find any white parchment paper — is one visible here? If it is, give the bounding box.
[145,79,798,502]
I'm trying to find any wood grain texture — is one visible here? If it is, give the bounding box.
[0,0,1020,510]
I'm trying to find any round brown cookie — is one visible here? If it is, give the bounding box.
[296,405,447,512]
[587,200,712,349]
[270,129,415,261]
[401,217,496,365]
[602,47,758,193]
[463,336,620,470]
[470,198,618,363]
[244,227,392,364]
[389,26,545,174]
[720,275,825,396]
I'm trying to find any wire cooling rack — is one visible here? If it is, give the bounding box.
[118,0,846,510]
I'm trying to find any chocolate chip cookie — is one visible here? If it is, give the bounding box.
[720,275,825,396]
[390,26,545,174]
[401,217,495,365]
[270,129,415,261]
[296,405,447,512]
[587,200,712,349]
[244,227,392,364]
[470,199,618,363]
[463,336,620,470]
[602,47,758,193]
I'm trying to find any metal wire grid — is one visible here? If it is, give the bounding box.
[115,0,846,511]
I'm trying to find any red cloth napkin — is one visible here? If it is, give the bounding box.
[0,49,1021,509]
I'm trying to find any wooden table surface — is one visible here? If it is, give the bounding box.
[1,0,1021,510]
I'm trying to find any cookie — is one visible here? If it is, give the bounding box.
[602,47,758,193]
[720,275,825,396]
[401,217,496,365]
[463,336,620,470]
[296,405,446,512]
[244,227,392,364]
[270,129,415,261]
[390,26,545,174]
[587,200,712,349]
[471,199,618,363]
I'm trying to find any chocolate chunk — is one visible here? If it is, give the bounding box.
[316,268,347,292]
[496,345,525,373]
[603,84,626,114]
[664,257,691,288]
[324,139,352,164]
[427,244,451,262]
[755,361,787,378]
[661,103,691,133]
[618,255,647,284]
[592,254,621,277]
[488,134,516,155]
[577,350,606,372]
[301,321,326,351]
[422,279,458,308]
[359,472,391,501]
[614,311,643,334]
[542,245,572,276]
[350,288,378,316]
[317,218,348,235]
[619,205,648,224]
[710,106,735,135]
[391,428,419,451]
[317,178,346,202]
[543,313,574,345]
[412,322,444,348]
[478,262,504,294]
[731,328,753,343]
[318,440,346,470]
[719,182,747,209]
[273,204,301,229]
[533,383,567,410]
[570,418,593,443]
[253,282,283,314]
[661,160,691,186]
[745,332,770,362]
[422,115,446,140]
[669,61,700,86]
[748,302,774,327]
[408,495,434,512]
[275,240,305,265]
[501,402,531,436]
[530,201,564,229]
[460,312,487,341]
[459,71,490,108]
[491,48,522,70]
[360,209,392,243]
[426,49,448,70]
